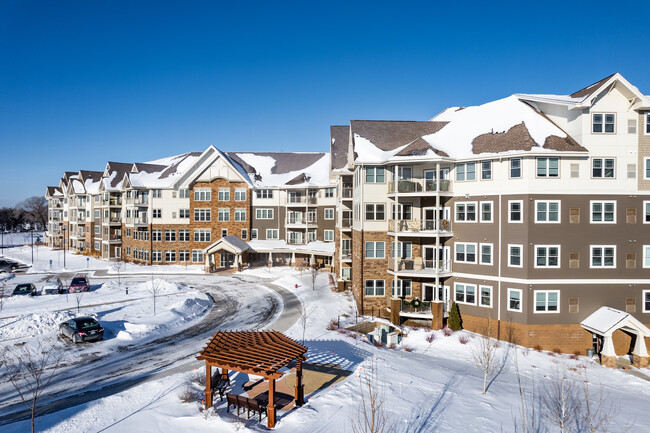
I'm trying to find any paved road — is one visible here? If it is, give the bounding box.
[0,273,302,426]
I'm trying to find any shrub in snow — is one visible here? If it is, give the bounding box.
[403,345,413,352]
[179,387,198,404]
[534,345,543,352]
[327,318,339,331]
[442,326,453,337]
[425,333,436,343]
[458,335,470,345]
[191,371,206,387]
[447,301,462,331]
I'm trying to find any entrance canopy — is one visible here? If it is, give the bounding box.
[581,306,650,338]
[203,235,251,256]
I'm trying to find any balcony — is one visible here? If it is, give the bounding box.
[388,219,452,236]
[388,179,451,195]
[341,188,353,199]
[341,218,352,229]
[103,197,123,206]
[286,196,318,206]
[108,234,122,243]
[106,215,122,225]
[387,258,452,277]
[287,237,305,245]
[126,215,148,226]
[341,249,352,261]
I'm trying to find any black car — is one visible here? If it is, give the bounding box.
[59,317,104,343]
[0,260,20,273]
[12,283,37,296]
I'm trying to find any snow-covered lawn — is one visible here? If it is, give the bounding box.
[5,268,650,432]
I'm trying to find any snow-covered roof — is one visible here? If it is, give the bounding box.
[128,152,203,189]
[246,240,335,255]
[228,152,332,187]
[79,171,103,195]
[330,125,351,171]
[580,306,650,337]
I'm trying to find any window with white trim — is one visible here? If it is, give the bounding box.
[592,113,615,134]
[592,158,615,178]
[509,200,523,223]
[241,229,247,239]
[455,283,476,305]
[391,203,412,220]
[179,229,190,242]
[256,208,274,219]
[455,202,477,222]
[217,188,230,201]
[194,209,211,222]
[164,230,176,242]
[591,201,616,223]
[324,230,334,241]
[479,286,492,308]
[152,209,162,218]
[643,290,650,313]
[365,167,385,183]
[365,241,385,258]
[152,189,162,198]
[643,246,650,268]
[392,241,412,259]
[481,160,492,180]
[179,209,190,218]
[535,201,560,223]
[455,242,477,263]
[536,157,559,177]
[365,280,385,297]
[165,250,176,262]
[510,158,522,178]
[234,209,246,222]
[645,157,650,179]
[480,243,492,265]
[194,229,211,242]
[391,279,412,297]
[152,250,162,262]
[179,250,190,262]
[535,290,559,313]
[535,245,560,268]
[192,250,204,263]
[250,229,258,240]
[508,288,522,312]
[218,208,230,222]
[456,162,476,181]
[365,204,385,221]
[325,187,334,198]
[179,188,189,198]
[324,208,335,220]
[234,188,246,201]
[194,188,210,201]
[221,229,228,237]
[256,189,273,199]
[591,246,616,268]
[509,245,523,267]
[480,201,492,223]
[266,229,279,240]
[152,230,162,242]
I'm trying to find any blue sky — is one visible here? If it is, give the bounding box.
[1,0,648,206]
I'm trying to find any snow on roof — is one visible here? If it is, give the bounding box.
[71,178,85,194]
[246,240,335,255]
[128,152,203,188]
[580,307,628,335]
[515,93,584,104]
[229,152,332,187]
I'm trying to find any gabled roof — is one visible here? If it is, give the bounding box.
[203,235,251,255]
[131,162,167,174]
[581,306,650,337]
[46,186,63,198]
[103,162,133,191]
[228,152,331,187]
[330,125,351,171]
[570,73,617,99]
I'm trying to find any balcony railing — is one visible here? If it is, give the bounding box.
[341,217,352,228]
[388,219,452,233]
[341,188,353,198]
[103,197,123,206]
[287,237,304,245]
[388,179,451,194]
[341,249,352,260]
[388,258,451,273]
[400,299,433,314]
[286,216,306,224]
[126,216,148,225]
[108,215,122,223]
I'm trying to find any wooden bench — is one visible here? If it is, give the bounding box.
[226,393,268,422]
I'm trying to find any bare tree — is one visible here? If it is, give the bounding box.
[310,266,318,291]
[2,339,63,433]
[299,305,317,345]
[17,196,48,230]
[111,259,126,288]
[471,316,499,394]
[540,366,581,433]
[350,357,392,433]
[577,365,629,433]
[74,292,84,314]
[0,280,6,311]
[512,349,543,433]
[148,275,164,316]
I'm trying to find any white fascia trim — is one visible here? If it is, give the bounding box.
[451,272,650,285]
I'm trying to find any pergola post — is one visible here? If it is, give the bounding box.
[295,357,304,406]
[204,363,213,409]
[221,368,229,383]
[267,378,276,428]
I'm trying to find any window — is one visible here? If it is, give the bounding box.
[152,230,162,241]
[592,158,615,178]
[591,201,616,223]
[391,280,412,297]
[455,283,476,305]
[194,188,211,201]
[455,202,477,222]
[152,250,162,262]
[644,290,650,313]
[509,245,523,268]
[266,229,279,240]
[645,202,650,223]
[365,280,385,297]
[536,157,559,177]
[481,161,492,180]
[324,208,335,220]
[479,286,492,308]
[391,241,412,259]
[165,230,176,242]
[152,189,162,198]
[221,229,228,237]
[645,158,650,179]
[179,230,190,242]
[643,246,650,268]
[628,118,637,134]
[256,189,273,199]
[480,243,492,265]
[179,250,190,262]
[535,290,559,313]
[325,187,334,198]
[250,229,258,240]
[234,209,246,222]
[510,158,522,178]
[592,113,615,133]
[456,162,476,181]
[179,209,190,218]
[391,203,412,220]
[194,229,211,242]
[591,246,616,268]
[256,209,274,219]
[179,189,190,198]
[365,167,385,183]
[509,200,523,223]
[152,209,162,219]
[365,241,385,259]
[165,250,176,262]
[194,209,211,222]
[480,201,492,223]
[535,201,560,223]
[324,230,334,241]
[218,188,230,201]
[455,242,477,263]
[508,289,522,312]
[234,188,246,201]
[365,204,385,221]
[218,209,230,222]
[192,250,204,263]
[535,246,560,268]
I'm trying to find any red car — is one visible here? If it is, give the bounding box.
[69,276,90,293]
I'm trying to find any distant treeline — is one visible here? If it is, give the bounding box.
[0,196,48,232]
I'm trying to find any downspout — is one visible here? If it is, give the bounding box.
[497,156,502,340]
[359,164,365,315]
[435,162,440,304]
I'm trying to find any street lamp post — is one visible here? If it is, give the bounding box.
[31,227,34,264]
[62,226,67,269]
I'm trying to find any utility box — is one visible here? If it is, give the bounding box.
[386,332,399,346]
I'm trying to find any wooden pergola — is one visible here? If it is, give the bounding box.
[196,330,308,428]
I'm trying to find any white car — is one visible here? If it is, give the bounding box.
[42,277,64,295]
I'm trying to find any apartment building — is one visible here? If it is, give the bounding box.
[45,146,335,270]
[331,73,650,359]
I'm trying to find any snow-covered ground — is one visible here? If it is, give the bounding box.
[0,231,45,248]
[4,267,649,433]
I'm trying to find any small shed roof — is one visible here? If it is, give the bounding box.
[197,330,308,379]
[203,235,251,255]
[581,306,650,337]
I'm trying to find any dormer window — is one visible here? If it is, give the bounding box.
[592,113,615,134]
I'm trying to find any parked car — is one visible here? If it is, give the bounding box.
[42,277,65,295]
[0,260,19,273]
[59,317,104,343]
[68,275,90,293]
[12,283,37,296]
